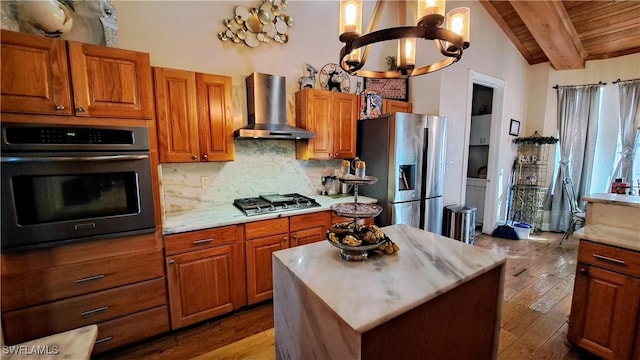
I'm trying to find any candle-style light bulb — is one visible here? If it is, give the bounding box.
[417,0,445,21]
[447,7,470,44]
[339,0,362,35]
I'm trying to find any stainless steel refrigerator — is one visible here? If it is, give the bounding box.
[357,112,447,234]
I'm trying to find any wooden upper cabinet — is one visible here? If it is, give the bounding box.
[295,88,357,160]
[154,67,234,163]
[332,92,358,159]
[384,99,413,114]
[1,29,72,115]
[67,41,153,119]
[196,73,235,162]
[0,30,153,119]
[154,68,199,162]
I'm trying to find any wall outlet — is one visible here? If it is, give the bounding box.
[200,176,211,189]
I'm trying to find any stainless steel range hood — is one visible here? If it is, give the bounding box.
[234,72,315,140]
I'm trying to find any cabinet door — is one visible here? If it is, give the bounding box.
[332,92,358,159]
[384,99,412,114]
[154,67,200,163]
[1,30,72,115]
[470,115,491,145]
[291,227,327,247]
[245,234,289,305]
[296,89,333,160]
[568,264,640,359]
[196,73,235,162]
[68,41,153,119]
[166,244,245,329]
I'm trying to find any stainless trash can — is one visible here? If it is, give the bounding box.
[443,205,477,244]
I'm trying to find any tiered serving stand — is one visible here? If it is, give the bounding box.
[327,175,384,261]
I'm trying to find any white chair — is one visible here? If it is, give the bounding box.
[560,177,586,243]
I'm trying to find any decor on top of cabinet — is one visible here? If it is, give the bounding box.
[218,1,293,47]
[319,63,351,93]
[360,91,382,119]
[298,63,317,90]
[363,77,409,101]
[0,0,118,47]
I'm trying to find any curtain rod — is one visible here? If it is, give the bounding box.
[553,81,606,89]
[613,78,640,84]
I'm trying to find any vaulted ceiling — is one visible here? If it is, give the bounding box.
[479,0,640,70]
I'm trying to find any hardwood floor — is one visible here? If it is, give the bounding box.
[101,232,599,360]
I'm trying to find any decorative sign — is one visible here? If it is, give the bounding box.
[363,78,409,101]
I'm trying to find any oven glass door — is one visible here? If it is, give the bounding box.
[1,152,155,251]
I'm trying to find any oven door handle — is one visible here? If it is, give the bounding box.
[1,155,149,163]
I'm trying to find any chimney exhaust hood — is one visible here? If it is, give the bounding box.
[234,72,315,140]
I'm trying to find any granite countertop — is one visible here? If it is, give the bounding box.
[162,195,378,235]
[272,224,506,333]
[582,193,640,207]
[573,225,640,251]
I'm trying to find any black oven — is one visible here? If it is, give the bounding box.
[1,123,156,252]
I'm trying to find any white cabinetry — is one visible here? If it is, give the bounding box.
[470,114,491,145]
[466,178,486,225]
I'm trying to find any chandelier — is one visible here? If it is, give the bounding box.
[339,0,470,79]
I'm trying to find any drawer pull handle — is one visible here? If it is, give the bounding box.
[193,238,213,245]
[593,254,626,266]
[75,274,105,284]
[80,306,109,317]
[95,337,113,345]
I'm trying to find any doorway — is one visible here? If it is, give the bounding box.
[466,84,493,229]
[462,71,506,235]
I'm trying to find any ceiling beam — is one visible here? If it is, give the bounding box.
[509,1,586,70]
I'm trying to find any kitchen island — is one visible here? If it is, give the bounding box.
[272,224,506,359]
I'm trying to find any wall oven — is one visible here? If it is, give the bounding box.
[1,123,156,252]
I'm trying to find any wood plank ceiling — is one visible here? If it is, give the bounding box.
[479,0,640,70]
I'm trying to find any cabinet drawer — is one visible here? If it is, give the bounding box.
[1,249,164,311]
[2,278,166,345]
[245,218,289,240]
[578,240,640,278]
[93,305,169,354]
[165,225,242,255]
[290,211,331,232]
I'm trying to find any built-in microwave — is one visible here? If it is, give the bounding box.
[1,123,156,252]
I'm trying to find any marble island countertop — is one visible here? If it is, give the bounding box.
[162,195,377,235]
[272,224,506,333]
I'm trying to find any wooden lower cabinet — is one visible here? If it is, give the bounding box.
[164,225,245,330]
[290,212,331,247]
[0,233,169,354]
[568,241,640,359]
[93,305,169,354]
[245,232,289,305]
[2,278,166,344]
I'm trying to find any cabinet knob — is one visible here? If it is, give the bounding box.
[579,267,588,275]
[168,260,175,264]
[191,155,198,160]
[202,154,208,160]
[77,107,86,112]
[55,105,65,110]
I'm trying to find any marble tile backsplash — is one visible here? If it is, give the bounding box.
[160,140,342,214]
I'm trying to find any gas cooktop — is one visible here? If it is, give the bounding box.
[233,193,321,216]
